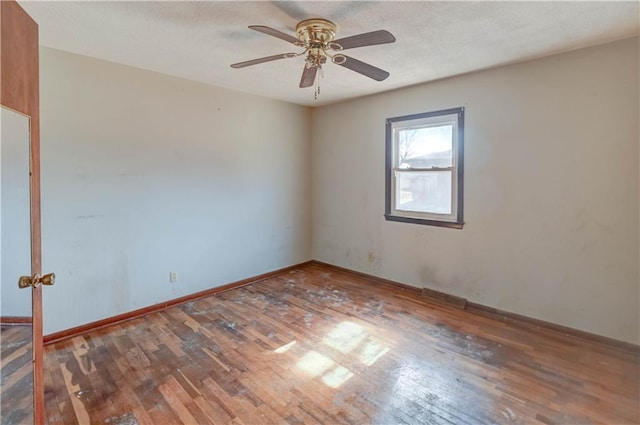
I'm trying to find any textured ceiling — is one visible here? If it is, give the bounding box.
[19,1,639,107]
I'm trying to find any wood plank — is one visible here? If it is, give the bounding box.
[42,264,640,424]
[0,325,33,424]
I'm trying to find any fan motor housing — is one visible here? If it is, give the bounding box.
[296,18,337,45]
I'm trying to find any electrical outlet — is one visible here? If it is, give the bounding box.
[169,272,177,283]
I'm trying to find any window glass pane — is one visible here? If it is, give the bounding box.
[397,125,453,168]
[396,171,452,214]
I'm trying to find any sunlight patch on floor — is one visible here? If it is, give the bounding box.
[323,321,367,354]
[286,320,392,389]
[322,365,354,388]
[358,339,390,367]
[297,351,334,378]
[274,340,296,353]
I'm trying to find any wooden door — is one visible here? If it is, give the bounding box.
[0,1,45,423]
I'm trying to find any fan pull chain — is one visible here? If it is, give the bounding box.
[315,66,324,100]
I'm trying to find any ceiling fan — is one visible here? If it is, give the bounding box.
[230,18,396,97]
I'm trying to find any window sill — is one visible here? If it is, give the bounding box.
[384,214,464,229]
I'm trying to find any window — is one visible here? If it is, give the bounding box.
[385,107,464,228]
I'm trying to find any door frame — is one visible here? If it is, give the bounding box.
[0,1,44,423]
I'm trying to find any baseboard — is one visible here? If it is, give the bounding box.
[309,260,640,355]
[310,260,425,295]
[464,302,640,355]
[421,287,467,309]
[44,260,313,346]
[1,316,32,325]
[44,259,639,355]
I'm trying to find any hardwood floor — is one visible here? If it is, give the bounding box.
[1,324,33,424]
[43,264,639,424]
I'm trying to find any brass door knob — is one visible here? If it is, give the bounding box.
[18,275,32,289]
[41,273,55,286]
[17,273,56,288]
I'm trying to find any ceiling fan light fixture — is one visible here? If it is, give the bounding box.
[295,18,337,45]
[231,18,396,97]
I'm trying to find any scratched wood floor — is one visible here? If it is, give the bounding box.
[42,264,639,424]
[1,325,34,425]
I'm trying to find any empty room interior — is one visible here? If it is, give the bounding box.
[1,1,639,424]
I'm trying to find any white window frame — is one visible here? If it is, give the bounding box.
[385,107,464,229]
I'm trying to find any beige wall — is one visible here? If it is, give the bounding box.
[40,38,639,343]
[312,38,640,343]
[40,47,311,334]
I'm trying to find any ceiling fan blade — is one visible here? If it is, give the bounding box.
[334,55,390,81]
[249,25,300,44]
[231,53,295,69]
[299,65,318,88]
[332,30,395,50]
